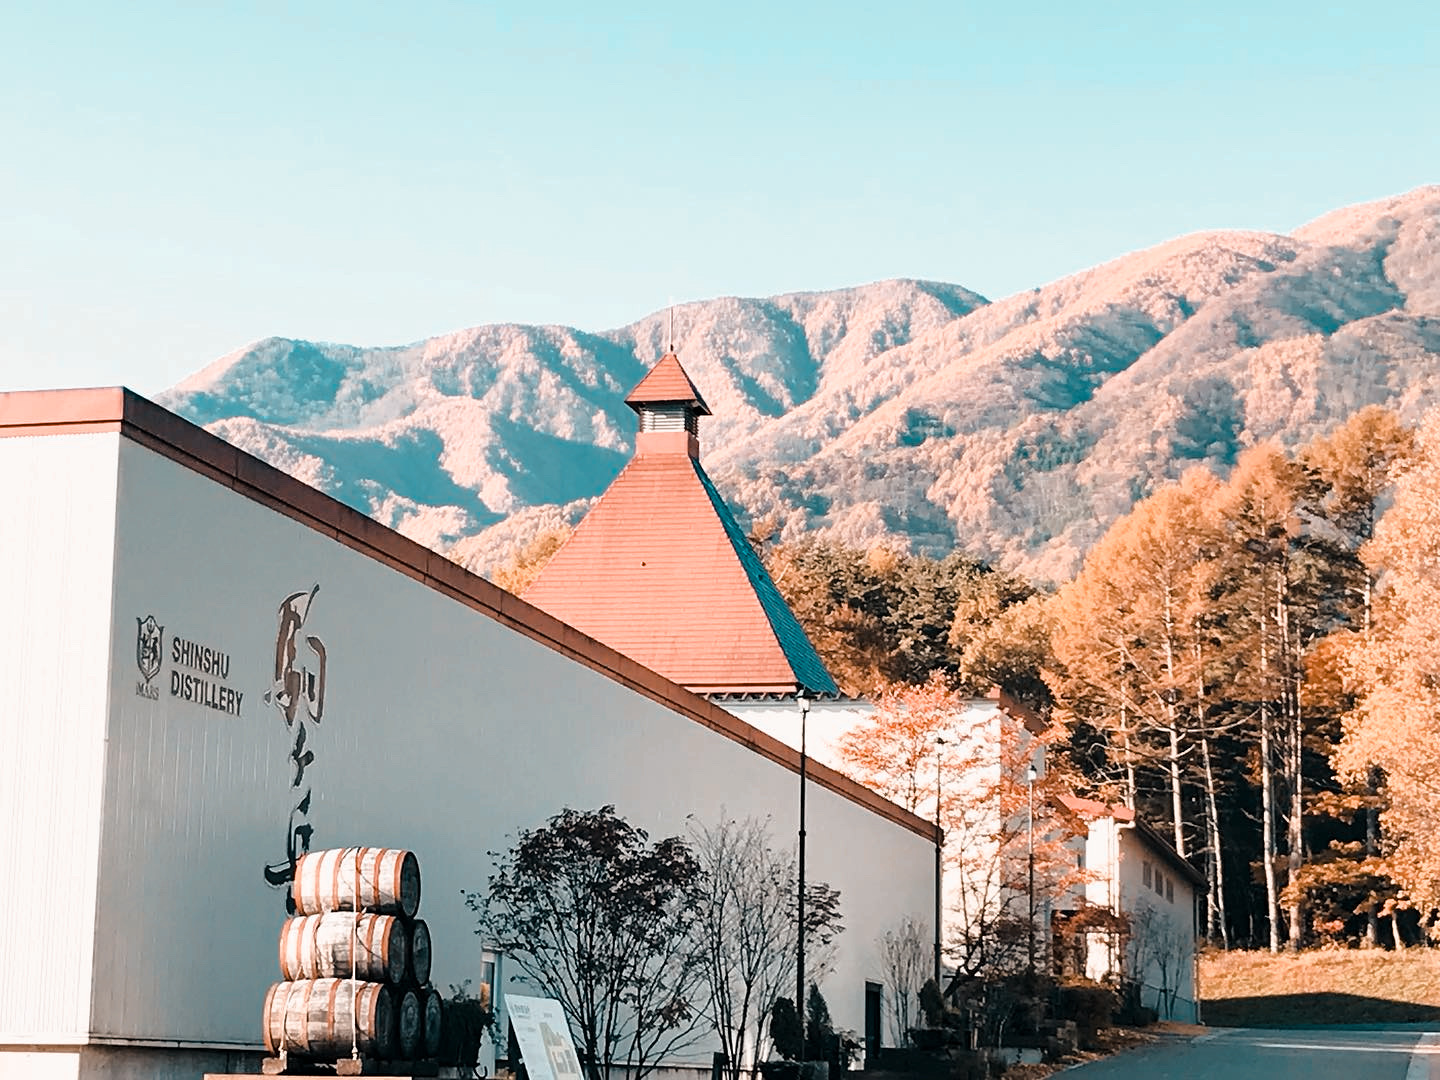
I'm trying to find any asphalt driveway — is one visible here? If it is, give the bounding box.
[1065,1027,1440,1079]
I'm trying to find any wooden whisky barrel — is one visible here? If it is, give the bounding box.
[292,847,421,919]
[262,978,396,1060]
[408,918,432,986]
[279,912,408,985]
[397,987,422,1060]
[422,986,444,1058]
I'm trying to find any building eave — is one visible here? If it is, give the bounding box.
[0,386,935,842]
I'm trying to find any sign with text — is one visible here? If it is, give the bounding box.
[507,995,584,1080]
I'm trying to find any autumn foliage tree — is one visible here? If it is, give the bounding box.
[1050,468,1223,843]
[1045,408,1416,951]
[491,526,574,595]
[1332,409,1440,924]
[1049,467,1242,941]
[836,675,1084,977]
[1209,444,1311,951]
[836,674,958,814]
[765,539,1034,695]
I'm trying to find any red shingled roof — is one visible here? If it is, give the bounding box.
[524,356,835,695]
[624,352,712,414]
[1056,793,1136,823]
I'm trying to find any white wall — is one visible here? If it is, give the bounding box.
[726,698,877,776]
[724,698,1007,781]
[726,697,1031,972]
[1078,820,1198,1023]
[69,436,934,1055]
[0,435,119,1045]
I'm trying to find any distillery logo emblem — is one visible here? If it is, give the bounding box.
[131,612,245,716]
[135,615,163,699]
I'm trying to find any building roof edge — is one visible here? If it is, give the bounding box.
[0,385,929,840]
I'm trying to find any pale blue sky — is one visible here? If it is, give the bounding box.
[2,2,1437,394]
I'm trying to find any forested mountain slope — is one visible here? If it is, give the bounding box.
[161,186,1440,582]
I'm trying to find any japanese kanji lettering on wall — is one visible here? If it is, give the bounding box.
[262,585,328,908]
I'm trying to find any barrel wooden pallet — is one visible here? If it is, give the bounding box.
[257,1052,440,1075]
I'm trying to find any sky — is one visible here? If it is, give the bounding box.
[2,2,1437,395]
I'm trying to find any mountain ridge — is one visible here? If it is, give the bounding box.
[159,186,1440,583]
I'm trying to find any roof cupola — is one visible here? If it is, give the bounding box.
[624,352,711,459]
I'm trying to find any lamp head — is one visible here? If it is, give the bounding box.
[1026,763,1038,783]
[797,692,811,718]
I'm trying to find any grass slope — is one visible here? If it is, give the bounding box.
[1201,949,1440,1026]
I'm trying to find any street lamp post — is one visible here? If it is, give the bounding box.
[796,692,811,1060]
[1027,761,1038,973]
[933,737,946,990]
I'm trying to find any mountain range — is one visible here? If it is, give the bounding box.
[161,186,1440,584]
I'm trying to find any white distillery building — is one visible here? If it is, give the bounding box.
[516,352,1007,1018]
[725,696,1045,987]
[0,386,937,1080]
[1058,797,1203,1024]
[720,694,1205,1029]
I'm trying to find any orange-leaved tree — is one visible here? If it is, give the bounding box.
[1333,409,1440,922]
[1050,466,1224,852]
[490,526,573,595]
[836,674,1085,978]
[1298,406,1415,946]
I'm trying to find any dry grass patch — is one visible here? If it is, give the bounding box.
[1201,948,1440,1026]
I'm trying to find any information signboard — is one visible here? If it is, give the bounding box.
[507,994,585,1080]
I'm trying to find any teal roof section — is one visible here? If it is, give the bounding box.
[692,459,840,696]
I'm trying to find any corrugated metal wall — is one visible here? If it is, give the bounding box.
[0,435,119,1041]
[81,436,934,1049]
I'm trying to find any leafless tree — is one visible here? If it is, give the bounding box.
[688,816,843,1080]
[1126,901,1188,1019]
[876,915,928,1046]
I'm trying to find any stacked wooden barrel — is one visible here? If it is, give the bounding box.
[262,847,446,1066]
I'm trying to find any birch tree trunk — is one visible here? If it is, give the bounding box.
[1202,736,1228,948]
[1119,697,1136,810]
[1162,590,1186,857]
[1259,576,1281,954]
[1272,578,1304,952]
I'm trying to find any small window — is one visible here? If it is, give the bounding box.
[480,950,498,1011]
[1166,878,1175,903]
[1142,861,1152,888]
[1154,873,1165,896]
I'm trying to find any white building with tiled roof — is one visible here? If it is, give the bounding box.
[1057,795,1203,1023]
[0,385,932,1079]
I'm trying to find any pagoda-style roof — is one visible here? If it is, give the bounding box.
[523,354,835,696]
[624,352,712,415]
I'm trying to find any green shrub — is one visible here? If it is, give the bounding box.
[806,983,834,1057]
[771,997,803,1061]
[1113,980,1157,1027]
[437,982,494,1067]
[918,978,946,1029]
[1057,980,1117,1031]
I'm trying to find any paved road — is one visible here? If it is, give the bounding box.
[1066,1028,1440,1079]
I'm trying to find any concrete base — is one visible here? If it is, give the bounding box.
[2,1045,261,1079]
